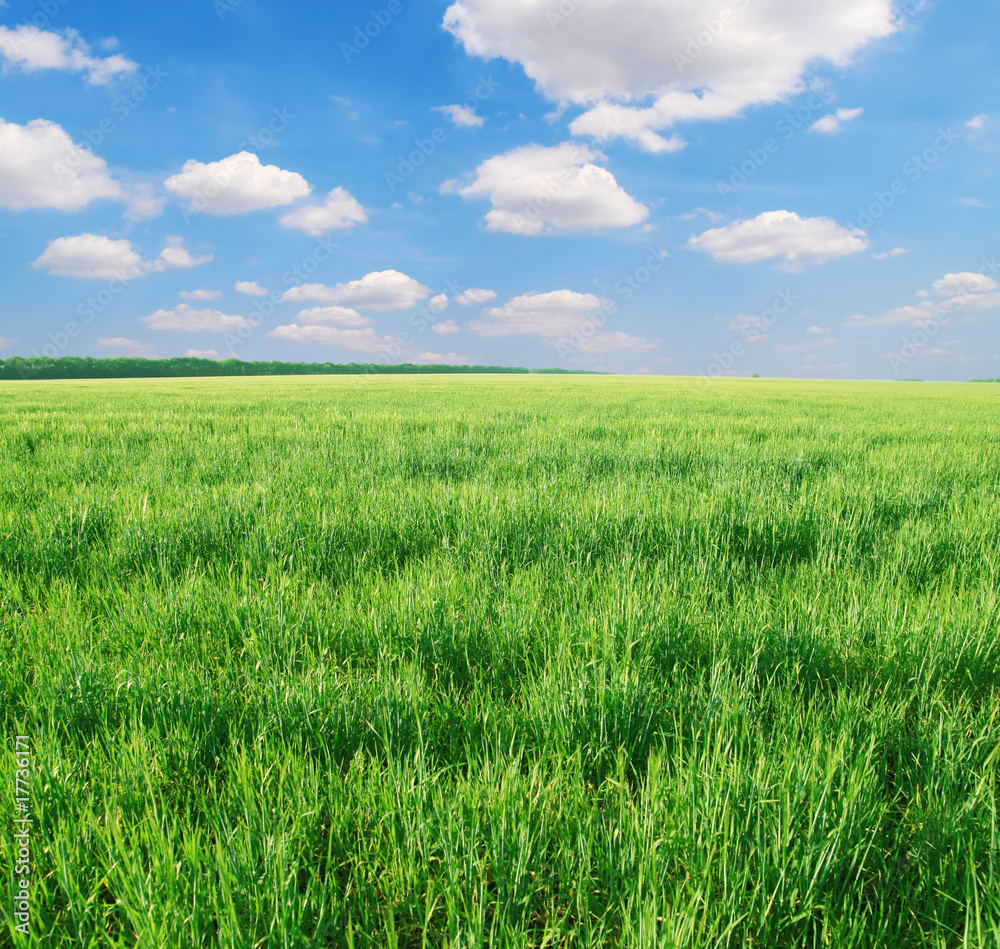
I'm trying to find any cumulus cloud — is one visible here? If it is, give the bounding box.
[455,287,497,305]
[810,107,864,134]
[0,336,18,350]
[806,325,831,335]
[434,104,485,128]
[142,305,253,333]
[444,142,648,235]
[279,187,367,236]
[154,235,212,271]
[470,289,606,337]
[235,280,268,297]
[0,25,137,85]
[164,151,311,216]
[688,211,869,270]
[429,293,449,313]
[846,272,1000,327]
[967,114,987,130]
[930,273,998,296]
[184,349,223,359]
[0,118,122,211]
[280,270,431,310]
[179,289,223,301]
[33,234,211,280]
[443,0,895,152]
[432,319,461,334]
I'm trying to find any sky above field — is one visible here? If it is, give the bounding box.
[0,0,998,378]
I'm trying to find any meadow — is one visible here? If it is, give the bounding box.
[2,374,999,948]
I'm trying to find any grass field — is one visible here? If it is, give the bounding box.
[2,375,1000,948]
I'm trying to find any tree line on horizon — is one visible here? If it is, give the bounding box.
[0,356,599,381]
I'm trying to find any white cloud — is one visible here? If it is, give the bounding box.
[413,352,474,365]
[432,319,461,334]
[33,233,211,280]
[293,306,372,327]
[434,104,485,128]
[0,118,122,211]
[280,270,431,311]
[164,151,311,216]
[153,235,212,271]
[552,331,658,354]
[141,305,253,333]
[279,187,367,236]
[179,289,223,301]
[123,182,167,222]
[846,272,1000,327]
[455,287,497,305]
[688,211,869,270]
[470,289,606,337]
[680,207,724,223]
[184,349,223,359]
[806,325,831,335]
[33,234,145,279]
[235,280,268,297]
[445,142,648,234]
[931,273,998,296]
[0,25,137,85]
[967,114,987,130]
[96,337,153,355]
[0,336,18,350]
[810,107,864,134]
[266,323,397,354]
[443,0,894,152]
[873,247,910,259]
[429,293,449,313]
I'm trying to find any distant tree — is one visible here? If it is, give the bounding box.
[0,357,608,382]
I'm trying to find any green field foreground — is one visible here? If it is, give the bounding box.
[2,375,1000,948]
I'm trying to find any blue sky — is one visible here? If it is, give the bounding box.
[0,0,997,378]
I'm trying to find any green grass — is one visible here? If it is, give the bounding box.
[2,374,999,948]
